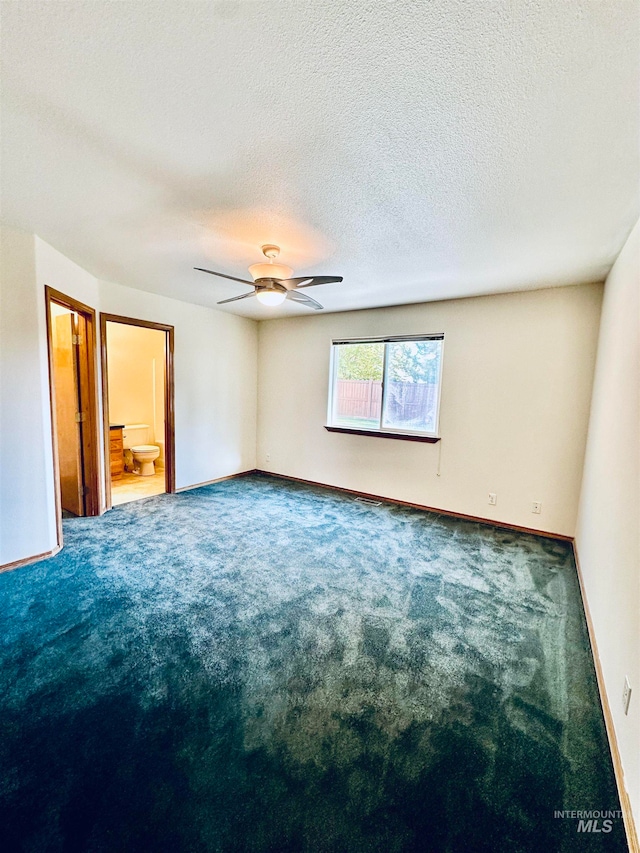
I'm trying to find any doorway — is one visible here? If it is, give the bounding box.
[45,287,101,535]
[100,314,175,509]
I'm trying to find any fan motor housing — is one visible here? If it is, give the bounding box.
[255,280,287,291]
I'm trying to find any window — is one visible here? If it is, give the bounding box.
[327,335,444,440]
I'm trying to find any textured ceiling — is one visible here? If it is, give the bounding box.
[1,1,638,318]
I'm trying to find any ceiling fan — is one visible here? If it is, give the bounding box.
[194,245,343,310]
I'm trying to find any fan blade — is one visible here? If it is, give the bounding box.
[217,291,256,305]
[194,267,255,286]
[286,290,323,310]
[279,275,343,289]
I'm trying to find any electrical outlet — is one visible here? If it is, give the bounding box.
[623,677,632,715]
[265,453,271,462]
[532,501,542,514]
[488,493,497,506]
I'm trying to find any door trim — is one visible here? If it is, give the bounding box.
[99,313,176,509]
[45,287,101,547]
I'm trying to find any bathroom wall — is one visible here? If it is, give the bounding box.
[106,322,166,449]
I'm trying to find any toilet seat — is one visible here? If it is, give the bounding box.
[130,443,160,476]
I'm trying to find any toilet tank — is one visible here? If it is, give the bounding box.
[122,423,150,449]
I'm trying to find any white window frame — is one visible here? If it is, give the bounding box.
[326,334,444,440]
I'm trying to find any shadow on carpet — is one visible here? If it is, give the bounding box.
[0,475,625,852]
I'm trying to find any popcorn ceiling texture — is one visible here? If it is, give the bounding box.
[0,475,624,851]
[1,1,638,317]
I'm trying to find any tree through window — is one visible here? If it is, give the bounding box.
[328,335,444,438]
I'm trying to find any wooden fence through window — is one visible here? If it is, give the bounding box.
[336,379,382,420]
[336,379,438,425]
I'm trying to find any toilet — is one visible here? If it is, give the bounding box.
[122,424,160,476]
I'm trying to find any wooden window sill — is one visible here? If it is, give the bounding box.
[324,426,440,443]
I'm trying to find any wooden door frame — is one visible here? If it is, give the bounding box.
[45,287,101,545]
[100,313,175,509]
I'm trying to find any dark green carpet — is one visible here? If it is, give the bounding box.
[0,474,625,852]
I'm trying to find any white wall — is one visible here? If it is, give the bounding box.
[575,221,639,825]
[257,283,603,537]
[36,236,101,308]
[36,239,259,491]
[2,226,634,824]
[0,233,258,566]
[99,281,258,489]
[0,228,57,563]
[34,234,105,520]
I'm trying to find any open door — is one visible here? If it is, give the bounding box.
[100,313,175,510]
[46,288,101,541]
[51,308,84,515]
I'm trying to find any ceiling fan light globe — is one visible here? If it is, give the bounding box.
[248,262,293,281]
[256,289,287,307]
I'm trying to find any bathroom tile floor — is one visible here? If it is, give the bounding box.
[111,470,166,506]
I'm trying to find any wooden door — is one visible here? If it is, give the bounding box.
[52,311,84,516]
[74,312,96,506]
